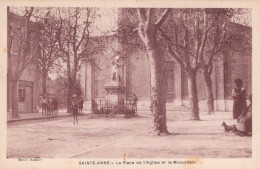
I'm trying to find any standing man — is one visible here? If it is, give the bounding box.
[40,96,47,116]
[71,94,79,124]
[132,94,138,115]
[91,98,98,114]
[52,97,59,116]
[78,97,84,115]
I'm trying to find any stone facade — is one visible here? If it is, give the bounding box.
[7,12,41,114]
[79,20,251,113]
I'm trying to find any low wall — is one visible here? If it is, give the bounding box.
[84,99,244,112]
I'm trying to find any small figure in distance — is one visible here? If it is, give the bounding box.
[78,97,84,115]
[52,97,58,116]
[40,95,47,116]
[71,94,79,125]
[91,98,98,114]
[132,94,138,115]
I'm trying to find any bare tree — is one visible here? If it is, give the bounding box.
[197,9,232,114]
[56,7,102,113]
[158,9,205,120]
[199,9,251,114]
[37,10,60,100]
[8,7,40,118]
[158,9,247,117]
[135,8,170,135]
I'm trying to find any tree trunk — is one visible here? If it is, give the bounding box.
[42,73,47,99]
[204,71,214,114]
[67,80,73,113]
[187,70,200,120]
[11,79,19,118]
[67,66,78,113]
[136,8,169,135]
[66,54,72,113]
[148,49,169,135]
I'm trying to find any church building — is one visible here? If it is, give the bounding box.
[79,11,252,113]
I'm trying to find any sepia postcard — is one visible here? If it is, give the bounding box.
[0,0,260,169]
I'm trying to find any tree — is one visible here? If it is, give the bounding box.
[159,9,247,117]
[37,10,60,100]
[135,8,170,135]
[198,9,251,114]
[7,7,40,118]
[55,68,69,109]
[158,9,204,120]
[116,9,144,58]
[56,7,102,113]
[197,9,232,114]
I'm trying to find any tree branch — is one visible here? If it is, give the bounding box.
[158,28,186,68]
[137,8,147,23]
[146,8,153,25]
[184,27,191,69]
[155,9,170,28]
[76,8,90,51]
[57,12,70,57]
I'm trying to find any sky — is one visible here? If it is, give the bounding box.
[9,7,251,80]
[10,7,251,35]
[231,8,252,27]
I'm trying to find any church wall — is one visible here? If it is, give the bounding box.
[224,47,252,100]
[179,24,251,112]
[80,23,251,113]
[126,49,150,101]
[224,23,252,100]
[92,37,120,99]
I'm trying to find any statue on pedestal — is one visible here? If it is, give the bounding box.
[111,52,123,83]
[104,50,126,111]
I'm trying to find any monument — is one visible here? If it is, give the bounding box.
[104,52,126,109]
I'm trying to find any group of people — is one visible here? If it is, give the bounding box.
[40,97,59,116]
[224,78,252,136]
[41,94,84,124]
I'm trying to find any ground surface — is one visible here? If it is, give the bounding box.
[7,111,251,158]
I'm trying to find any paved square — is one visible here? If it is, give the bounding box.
[7,111,251,158]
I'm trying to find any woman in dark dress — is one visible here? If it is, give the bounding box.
[231,78,247,119]
[236,95,252,136]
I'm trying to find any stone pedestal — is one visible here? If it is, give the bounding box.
[105,81,126,108]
